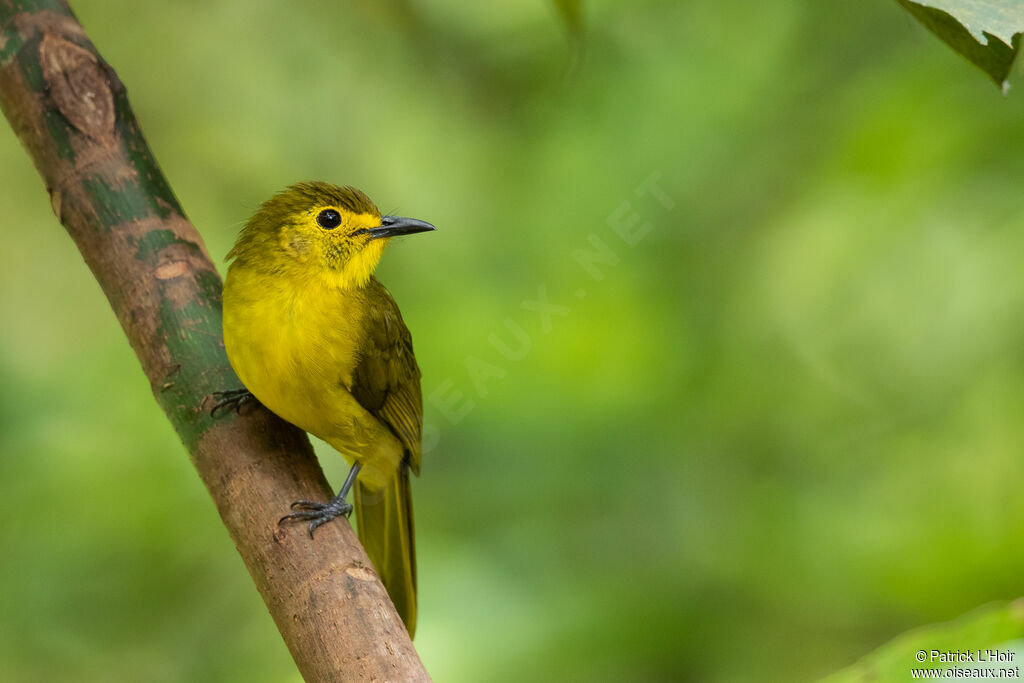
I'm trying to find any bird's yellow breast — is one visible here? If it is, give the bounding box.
[222,263,367,441]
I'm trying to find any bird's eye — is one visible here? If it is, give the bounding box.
[317,209,341,230]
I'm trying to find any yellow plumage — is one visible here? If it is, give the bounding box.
[221,181,432,636]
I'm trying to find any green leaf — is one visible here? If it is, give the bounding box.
[896,0,1024,88]
[822,600,1024,682]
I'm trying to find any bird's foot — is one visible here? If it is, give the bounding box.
[210,388,257,417]
[279,498,353,537]
[280,463,362,538]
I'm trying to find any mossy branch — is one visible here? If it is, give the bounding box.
[0,1,429,680]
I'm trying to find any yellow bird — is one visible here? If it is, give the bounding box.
[218,181,434,636]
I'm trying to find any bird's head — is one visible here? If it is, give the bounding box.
[227,181,435,289]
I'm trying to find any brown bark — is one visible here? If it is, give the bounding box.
[0,2,430,680]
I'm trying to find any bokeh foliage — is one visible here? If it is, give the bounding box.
[2,1,1024,681]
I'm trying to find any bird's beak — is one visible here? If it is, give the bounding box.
[355,216,436,240]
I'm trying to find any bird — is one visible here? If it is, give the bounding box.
[217,181,434,637]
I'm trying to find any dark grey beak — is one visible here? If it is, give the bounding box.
[355,215,436,240]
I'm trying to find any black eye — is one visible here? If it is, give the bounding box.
[317,209,341,229]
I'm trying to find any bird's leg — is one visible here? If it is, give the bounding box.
[209,388,257,416]
[280,462,363,537]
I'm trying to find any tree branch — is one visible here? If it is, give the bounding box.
[0,2,430,680]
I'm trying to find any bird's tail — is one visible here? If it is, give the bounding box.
[354,462,417,637]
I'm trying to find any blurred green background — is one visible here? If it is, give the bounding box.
[3,1,1024,681]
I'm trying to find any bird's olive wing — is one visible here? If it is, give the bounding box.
[350,278,423,473]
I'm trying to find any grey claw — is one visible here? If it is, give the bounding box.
[309,518,329,537]
[278,498,352,536]
[279,511,316,524]
[210,388,256,417]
